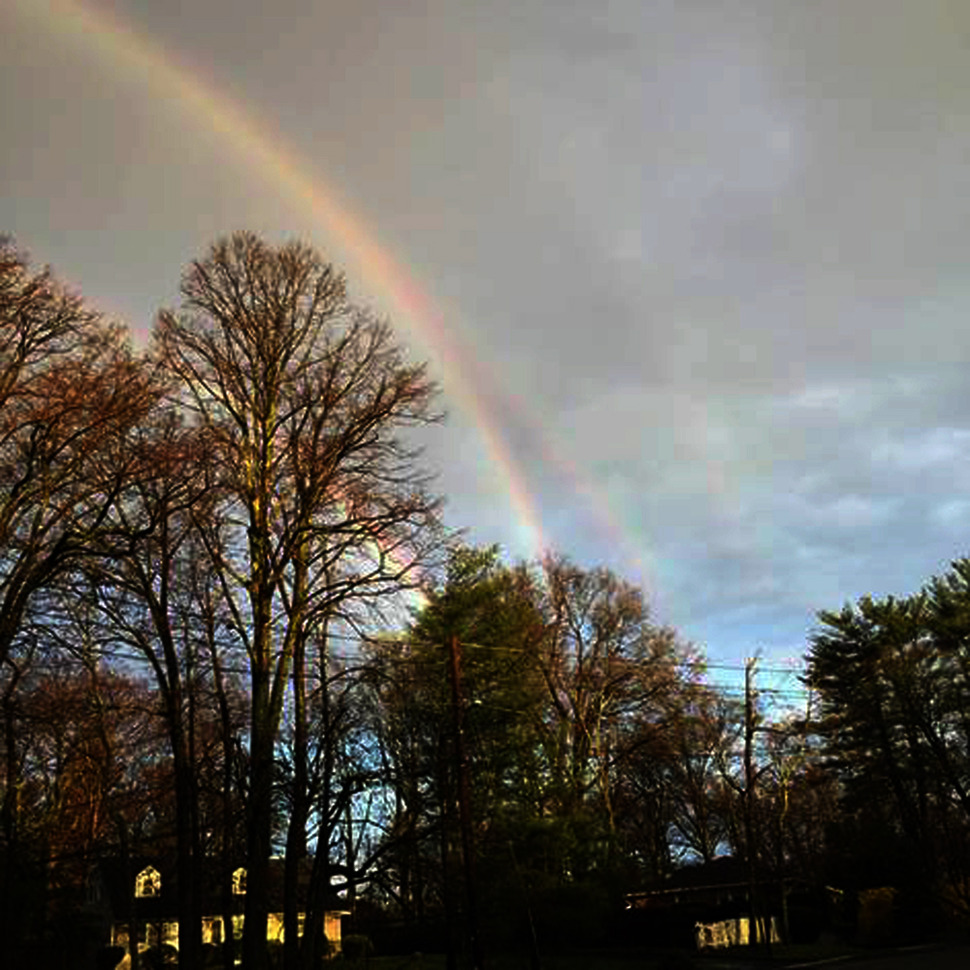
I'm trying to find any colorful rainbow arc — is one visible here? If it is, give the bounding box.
[16,0,545,557]
[15,0,653,589]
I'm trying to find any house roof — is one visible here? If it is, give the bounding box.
[655,857,748,892]
[625,857,808,911]
[93,856,349,920]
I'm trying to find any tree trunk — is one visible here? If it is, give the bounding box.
[300,625,333,970]
[284,631,308,970]
[243,663,274,970]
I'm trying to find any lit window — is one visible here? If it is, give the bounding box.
[135,866,161,898]
[232,867,247,895]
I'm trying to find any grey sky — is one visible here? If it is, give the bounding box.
[4,0,970,698]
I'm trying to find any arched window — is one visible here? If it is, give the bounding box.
[232,867,247,895]
[135,866,161,898]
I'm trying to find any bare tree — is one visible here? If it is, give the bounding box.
[0,239,159,671]
[0,240,160,960]
[538,555,684,862]
[0,650,165,965]
[155,232,442,970]
[82,409,222,970]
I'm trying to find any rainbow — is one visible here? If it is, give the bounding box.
[13,0,653,588]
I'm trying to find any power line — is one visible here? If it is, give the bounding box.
[7,642,809,682]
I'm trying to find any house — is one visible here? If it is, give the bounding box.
[624,857,788,950]
[626,856,751,912]
[87,856,349,960]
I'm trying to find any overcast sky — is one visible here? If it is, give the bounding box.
[4,0,970,698]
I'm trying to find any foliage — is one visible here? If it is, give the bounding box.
[357,544,715,964]
[806,559,970,918]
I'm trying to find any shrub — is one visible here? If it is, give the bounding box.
[857,887,896,945]
[342,934,375,963]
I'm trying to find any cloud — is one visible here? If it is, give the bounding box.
[6,0,970,679]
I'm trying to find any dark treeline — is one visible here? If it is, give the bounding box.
[2,233,970,970]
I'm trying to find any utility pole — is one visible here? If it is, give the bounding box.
[447,635,485,970]
[744,658,769,951]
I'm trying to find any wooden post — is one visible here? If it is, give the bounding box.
[744,659,771,953]
[447,635,485,970]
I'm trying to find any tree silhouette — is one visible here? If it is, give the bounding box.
[155,233,441,970]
